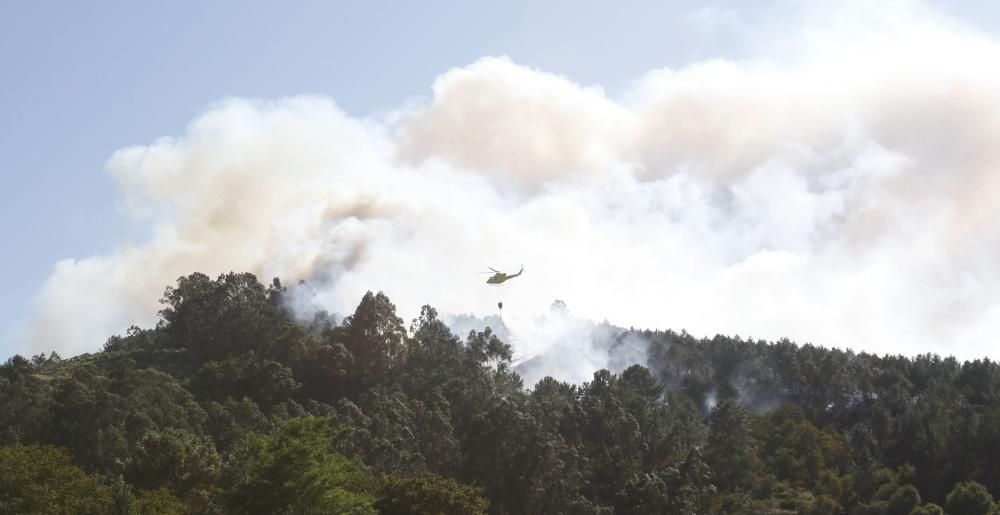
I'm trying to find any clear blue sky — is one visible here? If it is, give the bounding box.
[1,0,998,357]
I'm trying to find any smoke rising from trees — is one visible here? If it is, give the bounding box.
[16,1,1000,372]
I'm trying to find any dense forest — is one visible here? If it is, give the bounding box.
[3,272,1000,514]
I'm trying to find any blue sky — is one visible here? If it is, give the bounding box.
[3,1,1000,360]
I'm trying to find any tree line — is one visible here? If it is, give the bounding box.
[2,271,999,514]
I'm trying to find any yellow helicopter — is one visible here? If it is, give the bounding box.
[486,265,523,285]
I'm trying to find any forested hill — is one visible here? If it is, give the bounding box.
[3,273,1000,514]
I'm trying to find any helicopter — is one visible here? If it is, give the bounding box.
[486,265,523,285]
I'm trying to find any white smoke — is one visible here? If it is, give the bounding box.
[16,1,1000,381]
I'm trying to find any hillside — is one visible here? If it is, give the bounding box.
[2,272,1000,514]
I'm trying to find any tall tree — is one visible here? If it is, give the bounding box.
[342,291,406,394]
[0,445,115,515]
[705,399,758,493]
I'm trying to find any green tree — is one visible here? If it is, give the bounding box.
[158,272,287,362]
[343,291,406,394]
[671,449,717,515]
[0,355,53,445]
[705,399,758,493]
[910,503,944,515]
[0,444,115,514]
[887,485,921,515]
[810,494,841,515]
[463,394,590,513]
[116,367,208,444]
[376,474,488,514]
[46,364,129,472]
[401,306,466,401]
[135,488,187,515]
[944,481,994,515]
[228,417,377,514]
[125,428,221,511]
[190,353,299,409]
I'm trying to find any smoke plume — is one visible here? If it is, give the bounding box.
[17,1,1000,381]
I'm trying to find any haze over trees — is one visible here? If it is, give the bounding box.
[3,272,1000,514]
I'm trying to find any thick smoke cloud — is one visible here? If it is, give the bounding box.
[17,1,1000,381]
